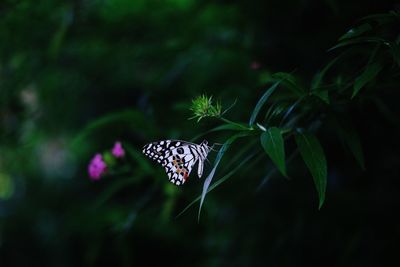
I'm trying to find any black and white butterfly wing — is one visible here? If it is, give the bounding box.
[142,140,200,185]
[142,140,170,164]
[162,150,197,185]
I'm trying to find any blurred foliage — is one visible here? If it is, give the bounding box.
[1,0,400,266]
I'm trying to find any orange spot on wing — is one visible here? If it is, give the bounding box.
[183,171,189,181]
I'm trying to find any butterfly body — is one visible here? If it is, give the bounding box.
[142,140,210,185]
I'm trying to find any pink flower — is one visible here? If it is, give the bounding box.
[111,141,125,158]
[250,61,261,70]
[88,153,107,180]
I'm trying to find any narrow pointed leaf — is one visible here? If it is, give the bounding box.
[71,110,152,151]
[208,123,249,131]
[328,37,386,51]
[341,127,365,170]
[177,153,255,219]
[331,118,365,170]
[313,90,330,104]
[198,132,251,221]
[260,127,287,177]
[272,72,304,96]
[279,98,303,127]
[311,56,342,104]
[352,62,382,98]
[295,132,327,209]
[191,123,250,142]
[312,52,353,90]
[249,81,280,126]
[338,23,372,41]
[360,12,400,25]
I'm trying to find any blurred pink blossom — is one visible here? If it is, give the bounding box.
[88,154,107,180]
[112,141,125,158]
[250,61,261,70]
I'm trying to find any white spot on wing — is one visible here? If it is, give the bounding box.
[143,139,211,186]
[184,155,194,161]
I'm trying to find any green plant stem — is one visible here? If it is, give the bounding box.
[218,117,254,130]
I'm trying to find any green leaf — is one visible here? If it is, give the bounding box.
[177,153,255,218]
[263,102,279,123]
[191,123,250,142]
[272,72,305,96]
[71,109,152,151]
[352,62,382,98]
[279,98,303,127]
[260,127,287,177]
[295,132,327,209]
[198,131,251,221]
[328,37,387,51]
[338,23,372,41]
[210,123,248,131]
[272,72,297,83]
[330,118,365,170]
[343,130,365,170]
[310,56,341,104]
[48,7,72,60]
[103,151,117,166]
[313,90,329,104]
[360,12,400,25]
[311,55,343,97]
[249,80,280,126]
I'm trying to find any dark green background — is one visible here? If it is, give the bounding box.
[1,0,399,266]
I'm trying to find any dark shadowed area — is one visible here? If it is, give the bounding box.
[1,0,399,266]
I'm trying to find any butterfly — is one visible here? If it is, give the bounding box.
[142,140,210,186]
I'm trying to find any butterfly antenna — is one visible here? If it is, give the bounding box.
[221,98,237,116]
[209,142,224,152]
[209,144,216,152]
